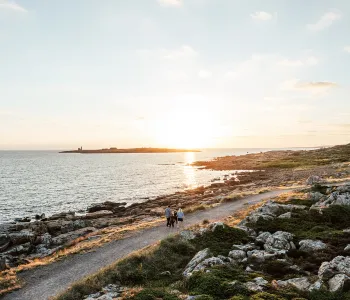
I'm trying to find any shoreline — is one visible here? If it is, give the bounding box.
[1,143,350,295]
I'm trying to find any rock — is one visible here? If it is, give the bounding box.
[102,283,120,294]
[318,256,350,280]
[37,233,52,247]
[29,222,48,235]
[308,192,324,202]
[278,212,292,219]
[217,255,233,263]
[160,271,171,276]
[46,221,62,235]
[245,277,268,292]
[232,243,258,252]
[255,232,272,244]
[5,243,31,255]
[191,257,225,274]
[276,277,311,292]
[9,230,35,245]
[87,201,127,213]
[264,231,294,252]
[235,225,256,237]
[51,227,96,246]
[49,211,75,220]
[247,250,280,263]
[14,217,31,223]
[299,240,327,252]
[34,244,54,257]
[344,244,350,252]
[306,175,324,186]
[183,248,211,278]
[0,256,8,271]
[228,250,246,262]
[73,219,91,230]
[329,274,350,292]
[85,210,113,219]
[308,279,324,291]
[333,193,350,206]
[209,222,225,232]
[180,230,196,241]
[0,234,10,252]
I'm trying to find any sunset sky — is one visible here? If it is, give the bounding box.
[1,0,350,149]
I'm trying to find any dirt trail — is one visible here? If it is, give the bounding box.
[2,189,291,300]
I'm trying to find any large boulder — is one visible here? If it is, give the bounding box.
[245,277,268,292]
[264,231,295,252]
[319,256,350,280]
[180,230,196,241]
[191,257,225,274]
[247,250,280,263]
[183,248,210,278]
[328,274,350,292]
[228,250,246,262]
[36,233,52,247]
[276,277,312,292]
[299,240,327,252]
[87,201,127,213]
[51,227,96,246]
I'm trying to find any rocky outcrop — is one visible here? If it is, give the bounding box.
[84,283,127,299]
[228,250,246,262]
[318,256,350,280]
[328,274,350,292]
[245,277,268,292]
[52,227,96,246]
[191,257,225,273]
[299,239,327,252]
[276,277,314,292]
[263,231,295,252]
[306,175,324,186]
[87,201,127,213]
[183,248,211,278]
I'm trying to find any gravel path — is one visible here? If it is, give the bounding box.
[2,189,291,300]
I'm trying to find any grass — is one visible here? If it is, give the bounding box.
[54,224,249,300]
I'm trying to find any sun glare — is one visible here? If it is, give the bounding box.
[153,110,215,149]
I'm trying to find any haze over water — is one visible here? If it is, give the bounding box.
[0,148,316,223]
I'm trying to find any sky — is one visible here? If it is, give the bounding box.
[0,0,350,150]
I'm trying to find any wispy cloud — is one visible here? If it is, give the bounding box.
[307,11,341,31]
[158,0,182,7]
[0,0,27,12]
[344,46,350,53]
[295,81,338,89]
[163,45,197,60]
[250,11,273,21]
[278,56,319,67]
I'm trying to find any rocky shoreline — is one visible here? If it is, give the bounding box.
[1,155,349,273]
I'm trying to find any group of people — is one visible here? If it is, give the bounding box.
[165,206,184,228]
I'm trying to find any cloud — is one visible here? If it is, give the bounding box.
[307,11,341,31]
[295,81,338,89]
[344,46,350,53]
[250,11,273,21]
[0,0,27,12]
[278,56,319,67]
[198,69,212,79]
[158,0,182,7]
[163,45,198,60]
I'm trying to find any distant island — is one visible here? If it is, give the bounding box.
[59,147,201,154]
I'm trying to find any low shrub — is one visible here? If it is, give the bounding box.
[250,292,286,300]
[130,288,179,300]
[192,225,249,256]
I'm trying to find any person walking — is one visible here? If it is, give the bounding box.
[165,206,172,227]
[177,208,184,229]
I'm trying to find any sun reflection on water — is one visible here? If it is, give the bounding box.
[183,152,197,189]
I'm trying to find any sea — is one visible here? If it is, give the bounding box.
[0,148,313,223]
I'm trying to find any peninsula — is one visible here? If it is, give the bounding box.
[59,147,201,154]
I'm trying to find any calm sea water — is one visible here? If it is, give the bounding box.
[0,148,311,223]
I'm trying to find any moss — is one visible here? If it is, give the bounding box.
[130,288,180,300]
[187,267,249,299]
[195,295,214,300]
[250,292,286,300]
[192,225,249,256]
[261,260,295,279]
[307,290,350,300]
[229,296,248,300]
[281,198,314,207]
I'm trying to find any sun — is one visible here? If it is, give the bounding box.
[152,110,216,149]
